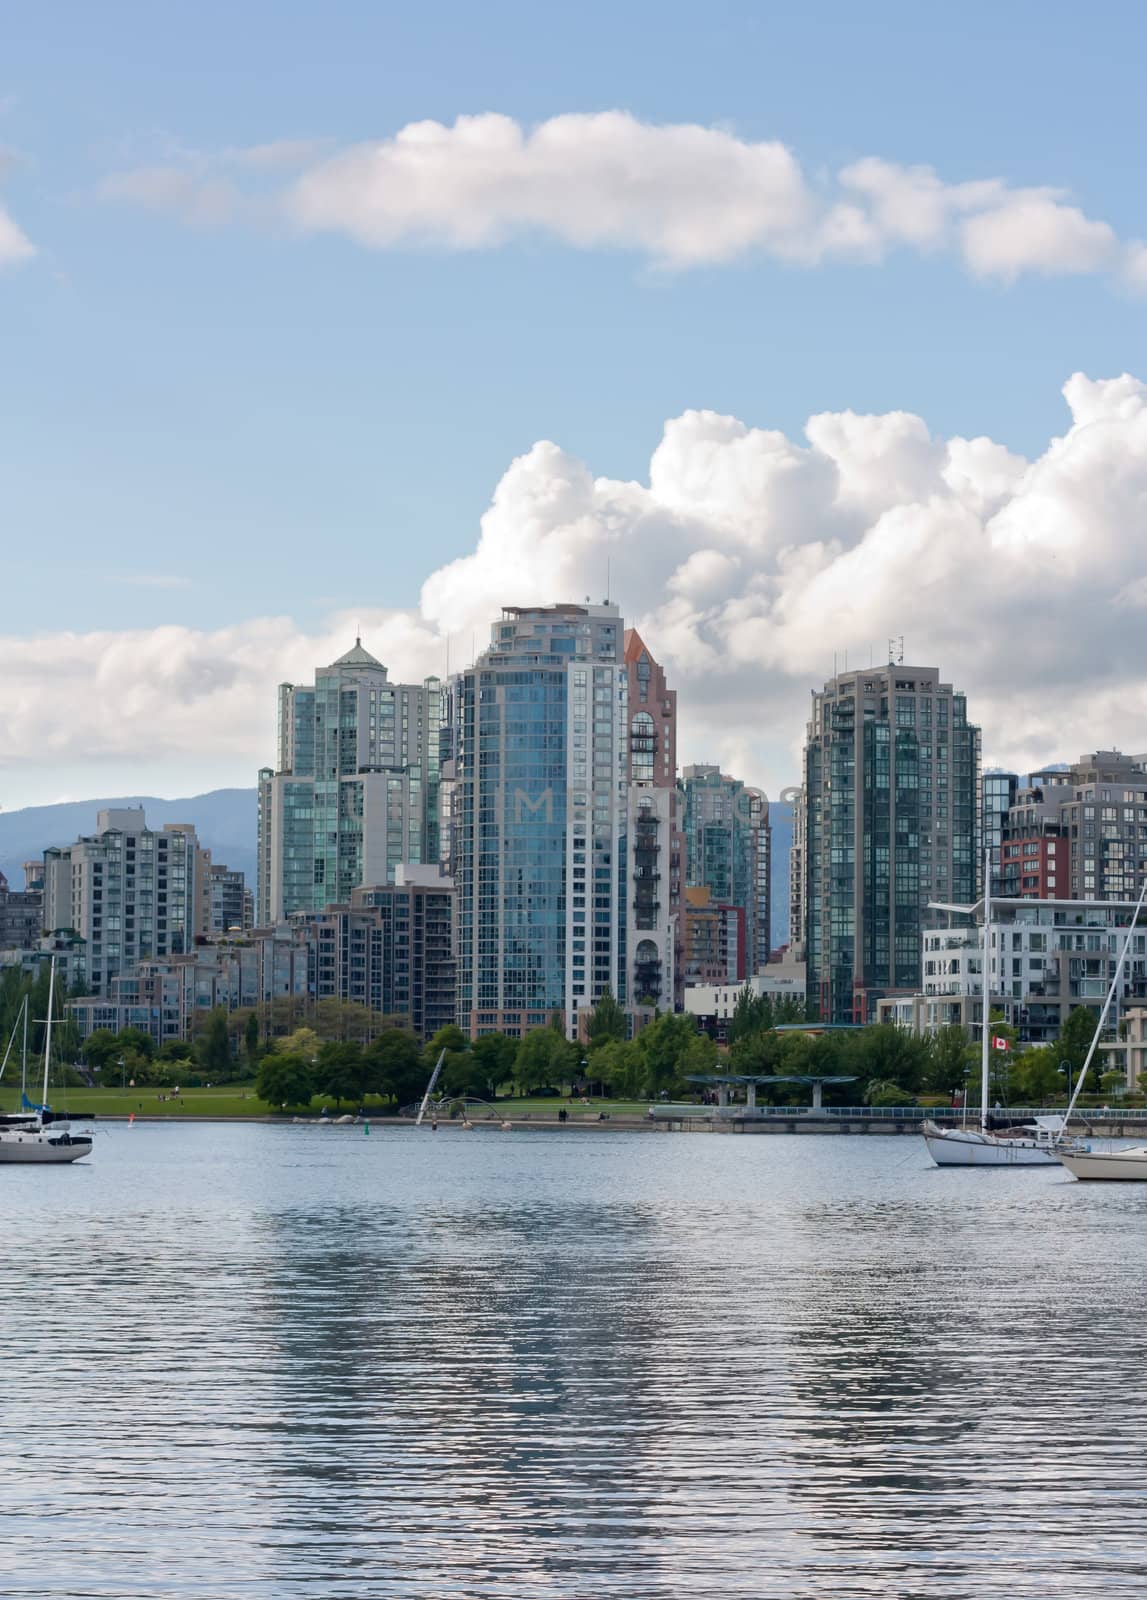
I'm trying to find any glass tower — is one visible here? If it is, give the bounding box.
[679,765,771,974]
[257,640,444,922]
[453,603,629,1039]
[803,662,981,1023]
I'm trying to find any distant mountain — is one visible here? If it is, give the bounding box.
[2,784,794,951]
[0,789,257,889]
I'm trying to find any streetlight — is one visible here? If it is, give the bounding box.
[118,1054,127,1093]
[1059,1058,1072,1107]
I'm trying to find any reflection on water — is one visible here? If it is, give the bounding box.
[1,1125,1145,1597]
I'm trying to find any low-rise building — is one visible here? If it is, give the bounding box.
[0,930,88,991]
[68,925,311,1047]
[878,898,1147,1084]
[684,957,806,1039]
[67,865,457,1047]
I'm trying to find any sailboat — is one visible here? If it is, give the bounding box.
[0,959,93,1165]
[1053,883,1147,1182]
[923,856,1080,1167]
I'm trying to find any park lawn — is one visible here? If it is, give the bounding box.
[0,1086,659,1121]
[0,1084,272,1118]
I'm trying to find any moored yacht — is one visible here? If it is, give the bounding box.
[0,962,92,1166]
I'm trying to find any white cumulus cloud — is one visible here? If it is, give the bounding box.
[6,372,1147,808]
[98,111,1147,291]
[0,199,34,265]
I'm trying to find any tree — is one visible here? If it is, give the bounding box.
[1013,1045,1063,1104]
[365,1029,425,1108]
[255,1053,315,1110]
[1060,1006,1102,1090]
[926,1025,975,1095]
[1099,1068,1126,1098]
[845,1025,930,1094]
[423,1024,476,1097]
[680,1032,718,1078]
[726,985,773,1046]
[81,1029,121,1074]
[279,1026,322,1064]
[316,1041,370,1107]
[592,1038,644,1098]
[636,1012,698,1097]
[515,1027,569,1095]
[158,1038,192,1063]
[244,1012,261,1072]
[313,1043,366,1107]
[116,1026,156,1061]
[471,1033,518,1099]
[197,1008,233,1080]
[729,1028,783,1075]
[585,990,627,1052]
[864,1079,917,1107]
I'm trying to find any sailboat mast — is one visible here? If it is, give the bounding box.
[0,997,20,1083]
[41,957,56,1110]
[1061,879,1147,1129]
[21,995,28,1101]
[980,849,991,1133]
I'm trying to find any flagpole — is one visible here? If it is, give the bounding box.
[980,848,991,1133]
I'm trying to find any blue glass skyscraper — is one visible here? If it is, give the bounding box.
[452,603,629,1039]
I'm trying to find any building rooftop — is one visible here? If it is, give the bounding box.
[330,637,386,670]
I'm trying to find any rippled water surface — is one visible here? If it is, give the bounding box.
[3,1124,1146,1599]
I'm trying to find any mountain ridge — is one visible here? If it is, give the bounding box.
[0,789,257,889]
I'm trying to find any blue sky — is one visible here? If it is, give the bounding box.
[3,1,1147,805]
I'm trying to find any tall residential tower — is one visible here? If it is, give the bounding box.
[802,661,980,1023]
[257,640,444,922]
[680,764,771,975]
[452,603,635,1038]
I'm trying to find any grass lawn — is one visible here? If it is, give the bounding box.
[0,1085,660,1120]
[0,1084,274,1118]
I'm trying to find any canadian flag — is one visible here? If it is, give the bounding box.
[991,1035,1010,1052]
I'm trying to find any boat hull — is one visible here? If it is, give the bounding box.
[0,1135,92,1164]
[1055,1148,1147,1182]
[923,1123,1060,1167]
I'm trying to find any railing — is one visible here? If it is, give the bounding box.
[650,1103,1147,1123]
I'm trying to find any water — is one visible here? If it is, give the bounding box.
[2,1124,1146,1600]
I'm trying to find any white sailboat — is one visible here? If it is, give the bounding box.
[924,856,1071,1167]
[0,959,93,1165]
[1053,882,1147,1182]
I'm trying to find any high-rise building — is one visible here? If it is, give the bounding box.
[624,628,682,1014]
[681,885,746,984]
[982,769,1019,894]
[679,764,770,973]
[257,639,444,922]
[202,858,251,935]
[789,787,807,961]
[43,808,201,996]
[341,868,455,1040]
[802,661,980,1024]
[452,602,631,1038]
[1002,751,1147,902]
